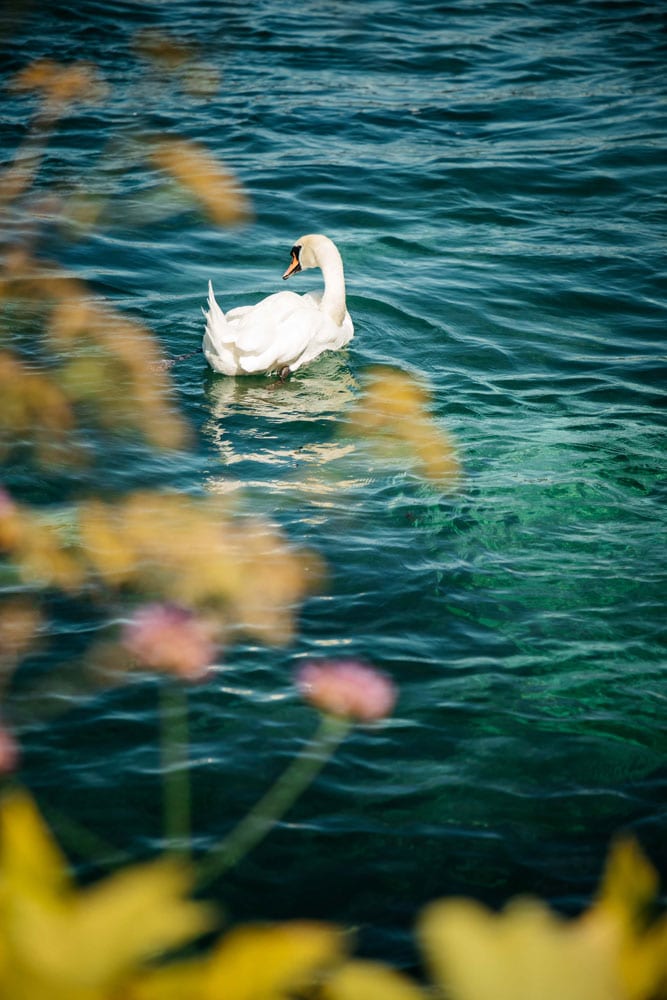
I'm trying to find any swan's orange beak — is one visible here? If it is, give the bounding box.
[282,249,301,280]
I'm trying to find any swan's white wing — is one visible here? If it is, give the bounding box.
[230,291,322,373]
[231,291,306,350]
[240,313,326,373]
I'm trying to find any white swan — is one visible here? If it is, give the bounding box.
[203,233,354,377]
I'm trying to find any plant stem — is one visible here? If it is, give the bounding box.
[160,681,191,859]
[197,713,350,888]
[47,808,130,868]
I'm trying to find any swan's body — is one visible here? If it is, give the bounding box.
[203,233,354,377]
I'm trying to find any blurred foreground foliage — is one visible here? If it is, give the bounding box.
[0,789,665,1000]
[0,35,663,1000]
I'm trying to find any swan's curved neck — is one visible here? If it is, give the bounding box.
[316,241,347,326]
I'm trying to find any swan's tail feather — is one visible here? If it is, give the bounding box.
[203,281,240,375]
[206,281,227,328]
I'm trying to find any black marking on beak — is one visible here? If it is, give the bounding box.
[283,244,302,280]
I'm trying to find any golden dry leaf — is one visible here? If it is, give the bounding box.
[0,790,215,998]
[0,489,26,552]
[219,519,325,646]
[14,518,85,592]
[0,492,85,592]
[9,58,107,111]
[418,896,618,1000]
[133,28,221,97]
[0,137,45,209]
[203,921,344,1000]
[1,255,188,453]
[84,640,135,688]
[9,58,64,93]
[0,598,41,657]
[0,252,83,313]
[321,959,426,1000]
[49,291,189,451]
[353,367,432,424]
[75,492,322,658]
[134,28,197,69]
[345,366,461,489]
[98,493,320,644]
[78,499,138,587]
[149,138,252,226]
[0,351,76,466]
[0,597,41,688]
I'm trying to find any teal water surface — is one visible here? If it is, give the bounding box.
[2,0,666,966]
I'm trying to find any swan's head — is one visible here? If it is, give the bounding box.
[282,234,337,280]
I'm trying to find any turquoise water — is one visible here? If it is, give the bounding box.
[2,0,666,966]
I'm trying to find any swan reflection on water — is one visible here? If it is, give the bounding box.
[204,353,356,424]
[203,356,365,503]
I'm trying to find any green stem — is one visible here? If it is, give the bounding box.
[47,808,131,868]
[197,714,350,888]
[160,681,191,858]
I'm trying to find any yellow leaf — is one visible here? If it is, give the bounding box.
[0,790,215,995]
[60,860,215,984]
[593,837,658,929]
[0,790,68,897]
[419,896,618,1000]
[203,921,344,1000]
[125,957,205,1000]
[618,919,667,1000]
[583,837,667,1000]
[321,959,426,1000]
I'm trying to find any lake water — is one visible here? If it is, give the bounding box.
[2,0,666,968]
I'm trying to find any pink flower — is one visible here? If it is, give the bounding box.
[296,659,397,722]
[122,603,217,682]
